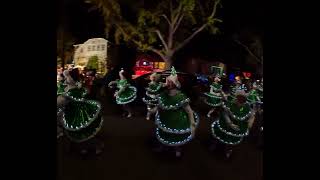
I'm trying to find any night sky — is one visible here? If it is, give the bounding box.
[59,0,263,67]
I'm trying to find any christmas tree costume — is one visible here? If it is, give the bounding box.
[142,81,162,106]
[115,79,137,105]
[155,67,199,147]
[211,97,253,145]
[155,91,200,146]
[204,82,223,107]
[59,87,103,142]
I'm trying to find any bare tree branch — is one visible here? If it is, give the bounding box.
[161,14,171,26]
[172,3,183,25]
[173,0,221,52]
[170,0,173,21]
[210,0,220,18]
[154,29,169,51]
[175,24,207,52]
[149,47,166,60]
[234,39,263,64]
[197,1,206,17]
[172,14,184,34]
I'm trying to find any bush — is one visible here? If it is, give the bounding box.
[87,56,99,70]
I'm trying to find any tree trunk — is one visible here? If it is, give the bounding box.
[163,54,173,70]
[164,59,173,70]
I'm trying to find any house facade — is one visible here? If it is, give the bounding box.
[73,38,108,75]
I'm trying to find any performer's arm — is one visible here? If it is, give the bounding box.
[183,104,196,133]
[248,112,256,129]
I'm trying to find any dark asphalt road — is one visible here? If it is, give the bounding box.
[57,97,263,180]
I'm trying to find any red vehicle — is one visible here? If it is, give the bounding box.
[132,54,165,79]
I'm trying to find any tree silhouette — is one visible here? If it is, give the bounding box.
[86,0,222,69]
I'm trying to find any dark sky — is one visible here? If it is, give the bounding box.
[59,0,263,42]
[59,0,263,68]
[59,0,105,43]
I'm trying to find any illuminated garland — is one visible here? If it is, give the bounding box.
[213,120,249,137]
[204,92,223,99]
[158,97,190,110]
[204,99,222,107]
[211,124,243,145]
[64,88,89,102]
[155,128,194,146]
[222,102,252,121]
[155,112,200,134]
[116,95,137,105]
[115,86,137,104]
[210,84,222,92]
[65,117,104,143]
[146,83,162,93]
[146,91,159,98]
[142,97,158,106]
[62,100,102,131]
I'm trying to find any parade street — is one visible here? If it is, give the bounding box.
[57,100,262,180]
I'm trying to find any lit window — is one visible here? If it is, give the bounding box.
[158,62,165,69]
[154,62,159,68]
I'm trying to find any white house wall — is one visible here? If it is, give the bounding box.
[74,38,108,67]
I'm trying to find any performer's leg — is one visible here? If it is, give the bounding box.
[146,105,151,120]
[174,146,182,157]
[123,104,132,118]
[209,137,219,151]
[224,144,233,159]
[207,108,215,118]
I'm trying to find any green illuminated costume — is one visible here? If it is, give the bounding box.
[115,79,137,105]
[142,82,162,106]
[247,89,260,105]
[57,81,66,96]
[211,98,252,145]
[155,91,200,146]
[204,82,223,107]
[58,87,103,142]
